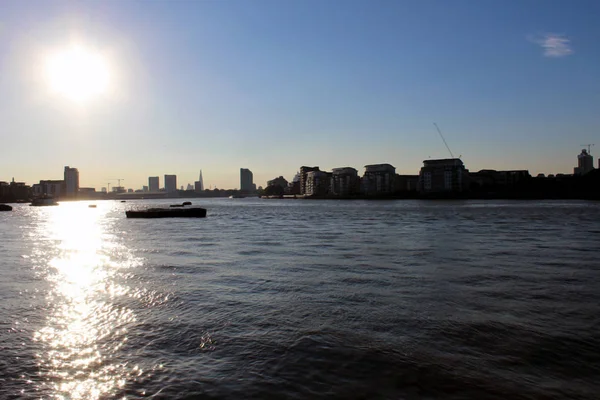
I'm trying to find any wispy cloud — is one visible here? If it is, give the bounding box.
[529,33,573,58]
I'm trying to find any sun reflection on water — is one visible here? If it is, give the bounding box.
[32,203,142,399]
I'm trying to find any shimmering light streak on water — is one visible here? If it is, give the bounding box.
[1,199,600,399]
[28,203,142,399]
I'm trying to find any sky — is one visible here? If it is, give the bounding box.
[1,0,599,190]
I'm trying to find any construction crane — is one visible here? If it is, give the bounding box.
[580,144,595,153]
[109,178,125,188]
[105,178,125,193]
[433,123,455,159]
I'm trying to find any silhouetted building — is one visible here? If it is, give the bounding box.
[195,170,204,191]
[470,170,531,189]
[0,182,8,199]
[267,176,289,190]
[419,158,469,194]
[362,164,396,195]
[33,180,65,198]
[331,167,360,196]
[287,172,301,195]
[112,186,126,193]
[574,149,594,175]
[240,168,254,192]
[79,187,96,194]
[305,170,331,196]
[0,178,31,201]
[299,166,320,195]
[165,174,177,193]
[143,186,149,192]
[395,175,419,192]
[149,176,159,192]
[64,166,79,198]
[264,176,289,197]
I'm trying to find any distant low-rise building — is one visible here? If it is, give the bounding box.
[362,164,396,195]
[470,170,531,189]
[264,176,289,197]
[33,180,65,198]
[394,175,419,192]
[267,176,289,190]
[418,158,469,194]
[331,167,360,196]
[77,188,96,200]
[0,179,31,201]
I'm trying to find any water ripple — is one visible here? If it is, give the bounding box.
[0,199,599,398]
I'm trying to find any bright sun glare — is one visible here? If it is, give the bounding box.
[45,46,109,102]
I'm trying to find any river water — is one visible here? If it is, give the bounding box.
[0,199,599,399]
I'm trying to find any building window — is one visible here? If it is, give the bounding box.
[424,172,432,190]
[444,170,452,190]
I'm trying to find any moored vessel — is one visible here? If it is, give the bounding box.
[30,197,59,206]
[125,207,207,218]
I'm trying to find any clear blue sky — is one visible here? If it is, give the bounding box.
[1,0,599,189]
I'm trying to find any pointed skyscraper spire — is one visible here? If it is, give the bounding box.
[198,169,204,191]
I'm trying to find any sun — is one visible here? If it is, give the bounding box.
[45,46,110,102]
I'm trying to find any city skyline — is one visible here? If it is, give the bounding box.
[1,1,599,189]
[4,143,597,193]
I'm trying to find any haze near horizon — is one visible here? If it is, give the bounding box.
[1,0,599,190]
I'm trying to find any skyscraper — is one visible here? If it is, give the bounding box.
[574,149,594,175]
[165,174,177,193]
[240,168,254,192]
[194,170,204,192]
[149,176,159,192]
[64,166,79,198]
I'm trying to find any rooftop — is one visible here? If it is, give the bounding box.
[423,158,464,166]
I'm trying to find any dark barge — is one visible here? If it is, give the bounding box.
[125,207,207,219]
